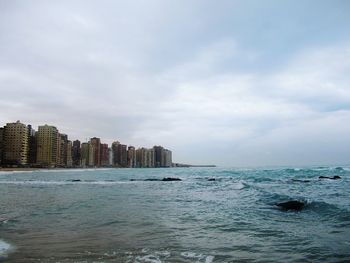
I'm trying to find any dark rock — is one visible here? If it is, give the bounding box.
[162,177,182,181]
[208,178,216,181]
[71,179,81,182]
[276,200,305,211]
[319,176,341,180]
[144,178,161,181]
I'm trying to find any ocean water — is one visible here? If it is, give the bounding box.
[0,167,349,262]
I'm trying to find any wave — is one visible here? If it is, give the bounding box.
[0,239,12,259]
[181,252,214,263]
[0,180,129,185]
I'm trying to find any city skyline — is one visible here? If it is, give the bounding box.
[0,120,172,168]
[1,1,350,166]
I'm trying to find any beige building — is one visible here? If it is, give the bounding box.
[66,140,73,168]
[3,121,29,166]
[36,125,58,167]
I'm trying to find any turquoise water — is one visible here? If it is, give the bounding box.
[0,167,349,262]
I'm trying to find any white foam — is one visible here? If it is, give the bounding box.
[205,255,215,263]
[134,254,162,263]
[181,251,214,262]
[181,251,203,259]
[0,239,11,257]
[232,181,245,190]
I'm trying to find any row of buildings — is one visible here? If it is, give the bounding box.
[0,121,172,168]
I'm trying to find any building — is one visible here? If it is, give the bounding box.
[135,147,155,168]
[90,137,101,167]
[57,134,68,167]
[0,127,4,165]
[162,149,172,167]
[127,146,136,168]
[3,121,29,166]
[112,141,127,167]
[80,142,90,167]
[66,140,73,167]
[88,143,94,167]
[72,140,81,167]
[36,124,58,167]
[27,125,37,165]
[100,143,109,167]
[153,146,163,168]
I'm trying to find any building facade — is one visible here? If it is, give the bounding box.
[3,121,29,166]
[36,125,58,167]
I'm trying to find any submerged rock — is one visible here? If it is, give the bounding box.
[144,178,161,181]
[208,178,216,181]
[130,178,182,182]
[276,200,305,211]
[319,176,341,180]
[162,177,182,181]
[71,179,81,182]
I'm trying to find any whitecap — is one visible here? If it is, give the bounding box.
[181,251,203,259]
[205,255,215,263]
[134,254,162,263]
[0,239,12,258]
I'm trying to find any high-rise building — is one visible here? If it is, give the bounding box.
[3,121,29,166]
[127,146,136,168]
[36,124,58,167]
[72,140,81,167]
[108,147,113,166]
[162,149,172,167]
[135,147,155,168]
[27,125,37,165]
[111,141,120,166]
[80,142,90,167]
[0,127,4,165]
[90,137,101,167]
[88,143,94,167]
[153,146,163,168]
[100,143,109,167]
[66,140,73,168]
[112,141,127,167]
[57,134,68,167]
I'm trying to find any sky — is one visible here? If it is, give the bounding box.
[0,0,350,167]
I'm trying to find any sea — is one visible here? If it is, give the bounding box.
[0,167,349,262]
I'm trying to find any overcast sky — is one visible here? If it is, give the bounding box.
[0,0,349,167]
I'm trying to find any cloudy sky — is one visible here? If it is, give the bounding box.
[1,0,349,166]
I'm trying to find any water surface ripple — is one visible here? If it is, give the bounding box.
[0,167,349,262]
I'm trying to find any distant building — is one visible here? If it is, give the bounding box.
[57,134,68,167]
[80,142,90,167]
[153,146,163,168]
[162,149,172,167]
[36,125,59,167]
[111,141,120,166]
[153,146,172,167]
[100,143,109,166]
[127,146,136,168]
[88,143,94,167]
[27,125,37,165]
[90,137,101,167]
[66,140,73,167]
[135,147,155,168]
[3,121,29,166]
[108,147,113,166]
[111,141,127,167]
[0,127,4,165]
[72,140,81,167]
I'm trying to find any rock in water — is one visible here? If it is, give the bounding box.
[162,177,182,181]
[319,176,341,180]
[276,201,305,211]
[208,178,216,181]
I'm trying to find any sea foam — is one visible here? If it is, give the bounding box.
[0,239,11,258]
